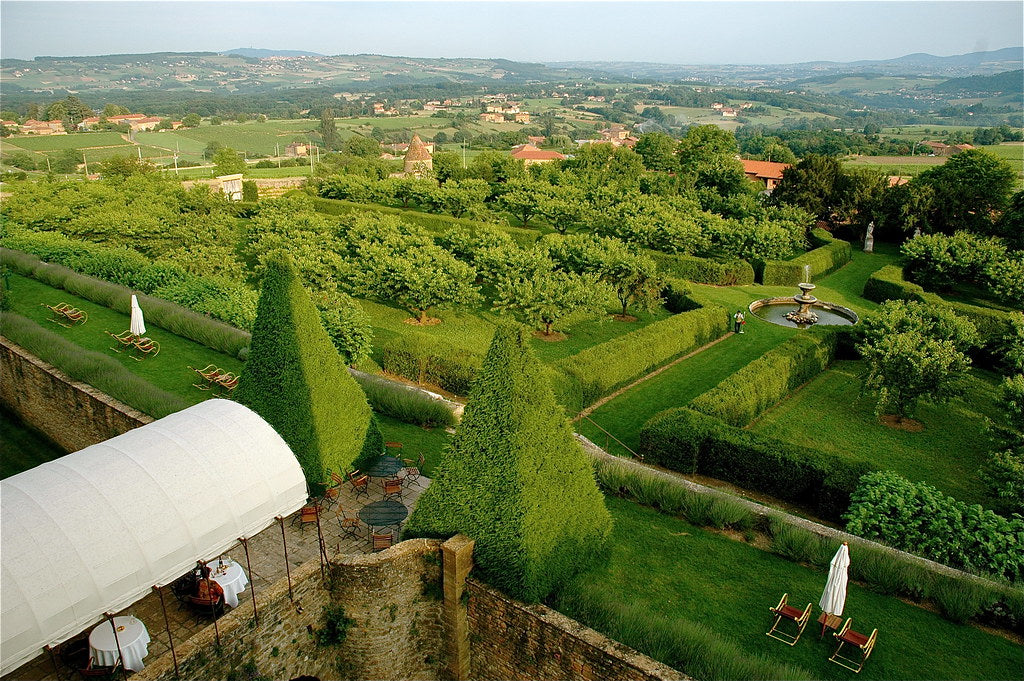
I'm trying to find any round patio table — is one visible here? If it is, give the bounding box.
[364,455,403,478]
[358,500,408,530]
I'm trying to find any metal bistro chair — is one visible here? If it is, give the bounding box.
[766,593,812,646]
[829,619,878,673]
[371,529,394,552]
[337,506,364,540]
[292,503,321,532]
[350,473,370,500]
[401,452,424,488]
[382,477,403,502]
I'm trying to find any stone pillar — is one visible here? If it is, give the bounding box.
[442,534,475,681]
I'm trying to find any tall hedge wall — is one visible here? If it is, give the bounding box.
[556,305,730,411]
[235,255,376,489]
[405,325,612,602]
[639,407,873,522]
[306,195,542,249]
[374,331,483,396]
[761,228,853,286]
[689,331,837,427]
[649,251,756,286]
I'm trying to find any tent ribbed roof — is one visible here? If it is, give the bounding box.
[0,400,308,675]
[404,134,432,162]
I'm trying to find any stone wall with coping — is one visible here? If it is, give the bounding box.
[133,539,445,681]
[0,338,152,452]
[466,579,689,681]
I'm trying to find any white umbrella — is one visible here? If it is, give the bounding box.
[130,294,146,336]
[819,542,851,616]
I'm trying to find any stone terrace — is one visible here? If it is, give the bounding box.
[4,471,431,681]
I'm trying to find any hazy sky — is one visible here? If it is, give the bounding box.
[2,1,1021,64]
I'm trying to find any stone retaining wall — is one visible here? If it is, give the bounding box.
[466,579,688,681]
[0,338,151,452]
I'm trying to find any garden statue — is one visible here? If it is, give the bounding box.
[863,221,874,253]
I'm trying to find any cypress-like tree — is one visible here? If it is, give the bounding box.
[235,253,378,489]
[405,324,612,602]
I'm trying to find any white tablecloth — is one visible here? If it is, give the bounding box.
[210,559,249,608]
[88,615,150,671]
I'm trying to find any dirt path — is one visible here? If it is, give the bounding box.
[572,331,734,422]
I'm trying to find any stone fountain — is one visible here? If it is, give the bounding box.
[785,282,820,325]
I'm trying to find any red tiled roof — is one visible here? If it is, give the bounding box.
[404,134,432,162]
[740,159,790,181]
[888,176,910,187]
[510,145,565,161]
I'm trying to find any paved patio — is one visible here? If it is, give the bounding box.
[4,469,431,681]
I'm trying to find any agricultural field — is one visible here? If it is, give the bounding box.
[798,74,946,96]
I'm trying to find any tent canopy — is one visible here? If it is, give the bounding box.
[1,399,308,675]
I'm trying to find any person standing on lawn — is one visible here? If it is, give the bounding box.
[733,310,745,334]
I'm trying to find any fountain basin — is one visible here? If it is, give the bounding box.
[749,297,859,329]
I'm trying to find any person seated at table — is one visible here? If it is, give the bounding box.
[195,566,225,604]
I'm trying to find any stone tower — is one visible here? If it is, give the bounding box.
[404,134,433,176]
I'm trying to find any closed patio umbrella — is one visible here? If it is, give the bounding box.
[819,542,850,616]
[130,294,147,337]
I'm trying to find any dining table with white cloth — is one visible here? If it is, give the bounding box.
[88,615,150,671]
[209,559,249,608]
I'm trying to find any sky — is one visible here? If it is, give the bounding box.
[1,1,1021,65]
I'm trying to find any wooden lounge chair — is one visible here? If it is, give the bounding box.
[188,364,223,389]
[214,372,239,395]
[130,337,160,361]
[106,330,137,352]
[371,529,394,552]
[41,302,72,325]
[43,303,88,327]
[829,619,877,673]
[62,307,88,326]
[766,593,812,646]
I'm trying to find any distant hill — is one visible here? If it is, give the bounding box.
[850,47,1024,68]
[934,69,1024,94]
[223,48,324,58]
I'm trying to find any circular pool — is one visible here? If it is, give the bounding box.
[749,298,859,329]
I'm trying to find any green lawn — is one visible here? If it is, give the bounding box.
[375,414,451,478]
[562,496,1023,681]
[750,360,1000,505]
[6,273,244,404]
[0,406,67,479]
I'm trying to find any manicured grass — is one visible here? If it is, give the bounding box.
[6,273,243,404]
[749,360,1001,506]
[375,414,452,478]
[0,406,67,479]
[562,496,1023,681]
[2,132,130,151]
[577,246,899,456]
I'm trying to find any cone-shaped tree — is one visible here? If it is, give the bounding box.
[235,253,378,489]
[405,324,612,602]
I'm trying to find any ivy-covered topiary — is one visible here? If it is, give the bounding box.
[235,253,378,489]
[404,324,612,602]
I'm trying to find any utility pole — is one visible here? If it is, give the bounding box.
[82,152,89,177]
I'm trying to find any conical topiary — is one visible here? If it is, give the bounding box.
[405,324,612,602]
[235,253,379,490]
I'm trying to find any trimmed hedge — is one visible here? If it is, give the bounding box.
[0,312,190,419]
[639,407,873,522]
[557,305,730,411]
[689,331,837,427]
[351,370,458,428]
[1,248,253,360]
[234,255,376,489]
[863,264,1021,369]
[406,325,612,603]
[306,195,541,249]
[650,250,755,286]
[661,277,701,313]
[845,471,1024,583]
[376,332,483,396]
[761,228,853,286]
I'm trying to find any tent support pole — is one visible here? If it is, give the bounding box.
[153,585,180,679]
[44,644,60,680]
[103,612,129,681]
[199,560,221,647]
[239,536,258,624]
[314,506,327,581]
[277,516,294,600]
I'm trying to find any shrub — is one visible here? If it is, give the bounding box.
[649,251,755,285]
[313,604,353,646]
[767,520,833,568]
[901,231,1007,291]
[689,331,837,427]
[862,264,927,304]
[376,332,483,396]
[844,471,1024,582]
[405,325,612,602]
[639,408,873,522]
[661,277,700,313]
[234,255,377,489]
[351,371,458,428]
[761,228,852,286]
[557,305,729,410]
[1,247,253,358]
[931,576,995,624]
[0,312,190,418]
[241,180,258,202]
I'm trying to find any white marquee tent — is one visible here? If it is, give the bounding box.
[1,399,308,676]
